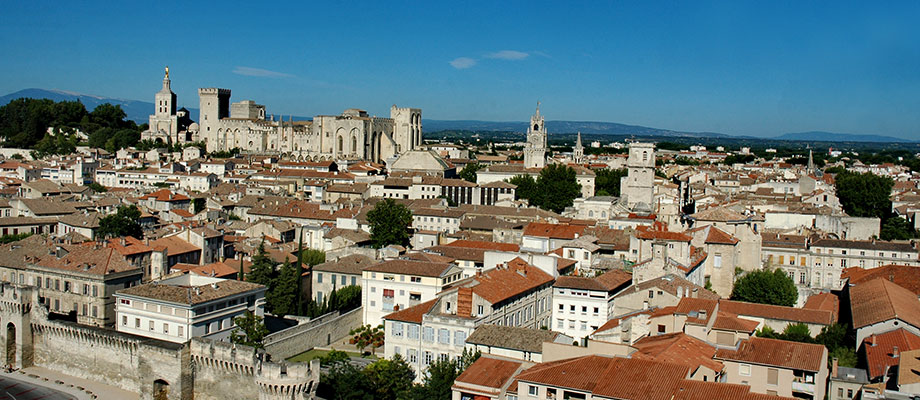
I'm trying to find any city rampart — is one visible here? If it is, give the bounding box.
[264,306,363,360]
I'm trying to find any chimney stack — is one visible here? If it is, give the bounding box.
[893,346,900,358]
[832,358,839,377]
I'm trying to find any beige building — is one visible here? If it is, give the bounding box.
[716,336,828,399]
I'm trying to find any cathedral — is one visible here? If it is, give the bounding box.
[142,68,422,163]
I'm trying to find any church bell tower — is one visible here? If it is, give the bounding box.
[523,102,547,169]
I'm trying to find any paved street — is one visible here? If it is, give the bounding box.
[0,375,77,400]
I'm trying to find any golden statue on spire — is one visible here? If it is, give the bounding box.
[165,65,169,79]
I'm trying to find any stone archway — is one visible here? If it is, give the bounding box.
[5,322,15,367]
[153,379,169,400]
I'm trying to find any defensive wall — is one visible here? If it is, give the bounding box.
[264,307,363,360]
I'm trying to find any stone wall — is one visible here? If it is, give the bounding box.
[264,307,363,360]
[0,282,319,400]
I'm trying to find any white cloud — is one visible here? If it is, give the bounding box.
[232,66,294,78]
[485,50,529,60]
[449,57,477,69]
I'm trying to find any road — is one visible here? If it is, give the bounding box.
[0,375,77,400]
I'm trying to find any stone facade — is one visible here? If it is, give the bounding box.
[0,282,319,399]
[523,103,547,169]
[620,142,656,210]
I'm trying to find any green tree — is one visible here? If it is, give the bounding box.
[87,182,107,193]
[881,216,915,241]
[363,355,415,400]
[349,324,385,354]
[367,199,412,248]
[835,170,893,219]
[407,348,481,400]
[459,162,483,183]
[318,349,351,367]
[781,323,814,343]
[229,311,269,349]
[535,164,582,213]
[97,205,143,239]
[594,168,627,196]
[755,325,780,339]
[507,175,538,203]
[266,260,299,317]
[299,248,326,266]
[193,198,206,214]
[89,103,128,129]
[730,269,798,307]
[247,242,277,286]
[0,232,33,244]
[829,347,858,368]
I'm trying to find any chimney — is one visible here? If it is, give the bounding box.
[832,358,839,378]
[698,309,707,320]
[893,346,900,358]
[457,287,473,317]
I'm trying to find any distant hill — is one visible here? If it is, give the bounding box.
[773,131,915,143]
[0,88,196,124]
[1,89,913,144]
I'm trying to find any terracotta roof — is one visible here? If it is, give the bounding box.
[670,380,796,400]
[715,337,826,372]
[850,278,920,329]
[632,332,723,373]
[170,209,194,218]
[802,292,839,323]
[862,328,920,379]
[363,259,454,278]
[719,299,833,325]
[843,265,920,295]
[514,355,690,400]
[712,311,760,333]
[636,229,692,242]
[172,260,250,279]
[553,269,632,292]
[383,299,437,324]
[453,356,523,391]
[313,254,375,275]
[522,222,586,239]
[444,239,520,252]
[466,258,554,305]
[614,274,720,301]
[675,297,718,325]
[466,324,566,353]
[898,349,920,386]
[149,235,200,256]
[690,207,748,222]
[140,189,190,202]
[117,278,264,305]
[705,226,739,245]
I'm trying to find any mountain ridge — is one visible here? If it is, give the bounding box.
[1,88,913,143]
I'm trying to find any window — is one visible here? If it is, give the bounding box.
[648,290,654,299]
[558,304,564,312]
[557,319,563,329]
[341,275,346,286]
[847,389,853,397]
[149,321,155,331]
[408,325,419,339]
[178,326,184,337]
[83,284,89,295]
[163,323,169,334]
[529,385,538,396]
[593,307,599,315]
[410,276,421,283]
[317,273,323,283]
[658,324,666,333]
[714,254,722,268]
[424,351,433,366]
[799,273,806,284]
[423,327,435,342]
[568,250,576,258]
[438,328,450,344]
[408,349,418,363]
[135,318,141,328]
[570,305,575,314]
[92,285,98,297]
[739,363,751,376]
[767,368,778,385]
[455,330,466,345]
[122,316,127,326]
[477,305,484,316]
[392,322,404,337]
[82,304,87,316]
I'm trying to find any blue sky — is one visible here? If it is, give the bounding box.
[1,1,918,138]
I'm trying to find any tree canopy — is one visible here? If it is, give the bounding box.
[230,311,269,350]
[317,354,415,400]
[97,205,143,239]
[835,170,893,219]
[459,162,483,183]
[506,164,582,213]
[730,268,797,307]
[367,199,413,248]
[594,168,627,196]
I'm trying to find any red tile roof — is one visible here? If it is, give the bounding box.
[636,229,692,242]
[863,328,920,379]
[468,258,554,305]
[843,265,920,295]
[515,356,691,400]
[802,292,839,324]
[850,278,920,329]
[140,189,190,202]
[632,332,723,373]
[522,222,586,239]
[719,299,833,325]
[715,337,826,372]
[444,239,520,252]
[383,299,437,324]
[675,297,718,325]
[712,311,760,333]
[553,269,632,292]
[452,356,524,391]
[705,226,740,245]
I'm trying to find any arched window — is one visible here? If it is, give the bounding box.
[352,136,357,154]
[338,136,343,153]
[642,151,648,161]
[533,124,539,131]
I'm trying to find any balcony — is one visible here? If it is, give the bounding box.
[791,381,815,394]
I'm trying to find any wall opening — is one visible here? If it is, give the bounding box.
[153,379,169,400]
[5,322,15,367]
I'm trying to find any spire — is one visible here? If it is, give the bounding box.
[807,148,815,172]
[576,131,583,148]
[535,101,541,117]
